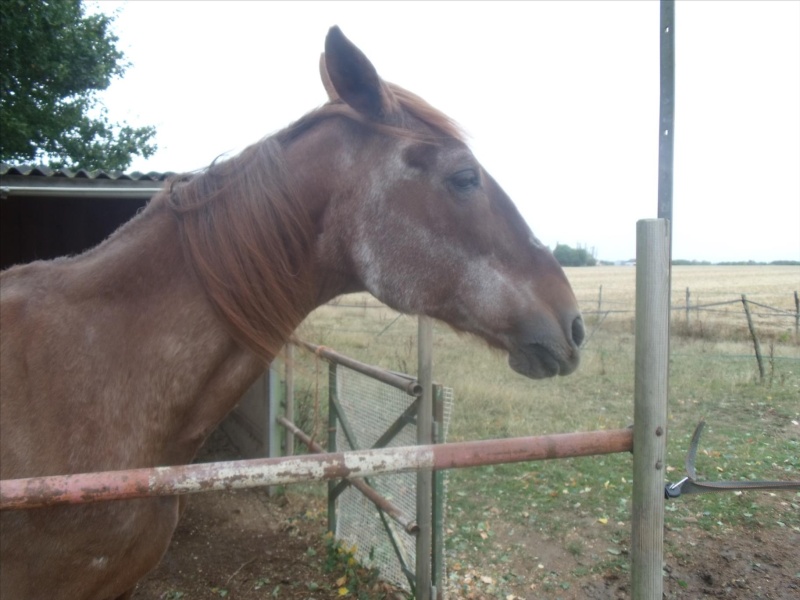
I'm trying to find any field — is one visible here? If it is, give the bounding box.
[138,265,799,599]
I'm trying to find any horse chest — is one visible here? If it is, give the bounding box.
[0,496,180,599]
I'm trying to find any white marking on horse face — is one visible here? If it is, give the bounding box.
[365,142,411,200]
[347,139,542,339]
[353,233,383,299]
[350,141,420,304]
[90,556,109,569]
[457,256,538,342]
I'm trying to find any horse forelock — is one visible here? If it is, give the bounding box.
[387,83,466,142]
[166,139,315,361]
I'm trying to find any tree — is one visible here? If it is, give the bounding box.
[553,243,597,267]
[0,0,156,171]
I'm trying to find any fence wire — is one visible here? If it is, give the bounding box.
[333,365,453,592]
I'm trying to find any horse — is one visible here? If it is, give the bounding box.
[0,26,583,599]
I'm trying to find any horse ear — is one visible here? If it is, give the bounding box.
[324,26,396,120]
[319,53,339,101]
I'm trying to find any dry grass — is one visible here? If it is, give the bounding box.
[291,266,798,442]
[567,265,799,342]
[567,265,798,308]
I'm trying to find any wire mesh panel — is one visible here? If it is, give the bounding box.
[333,364,453,592]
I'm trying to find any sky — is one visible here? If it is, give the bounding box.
[90,1,799,264]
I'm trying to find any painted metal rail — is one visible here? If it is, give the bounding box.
[0,428,632,511]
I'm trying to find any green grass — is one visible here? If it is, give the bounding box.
[286,287,799,596]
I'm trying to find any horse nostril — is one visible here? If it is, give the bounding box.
[571,315,585,348]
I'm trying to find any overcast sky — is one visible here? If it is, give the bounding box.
[92,1,799,263]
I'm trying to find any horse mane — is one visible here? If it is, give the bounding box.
[166,138,315,361]
[167,82,464,361]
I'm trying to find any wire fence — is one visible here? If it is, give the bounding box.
[321,288,800,347]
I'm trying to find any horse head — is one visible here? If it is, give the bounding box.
[306,26,583,379]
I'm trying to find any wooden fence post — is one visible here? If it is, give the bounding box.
[632,219,670,599]
[741,294,765,382]
[685,287,691,326]
[598,284,603,316]
[794,291,799,341]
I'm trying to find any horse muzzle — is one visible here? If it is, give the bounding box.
[507,314,583,379]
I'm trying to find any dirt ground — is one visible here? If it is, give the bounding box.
[134,431,799,599]
[133,429,379,600]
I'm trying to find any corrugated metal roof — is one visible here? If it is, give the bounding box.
[0,163,174,181]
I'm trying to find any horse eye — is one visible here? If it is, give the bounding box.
[449,169,479,191]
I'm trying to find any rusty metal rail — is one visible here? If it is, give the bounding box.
[0,428,633,511]
[293,338,423,397]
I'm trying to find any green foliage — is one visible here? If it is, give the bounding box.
[0,0,156,170]
[553,243,597,267]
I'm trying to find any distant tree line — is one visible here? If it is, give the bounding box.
[553,243,597,267]
[553,249,798,268]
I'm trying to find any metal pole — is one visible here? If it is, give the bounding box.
[285,344,295,456]
[432,384,446,599]
[657,0,676,225]
[295,339,422,397]
[416,316,434,600]
[0,429,634,510]
[631,219,671,599]
[267,361,281,496]
[327,362,338,534]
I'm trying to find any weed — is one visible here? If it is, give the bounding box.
[566,540,584,557]
[323,532,406,599]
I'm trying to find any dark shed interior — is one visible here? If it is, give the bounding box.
[0,166,166,270]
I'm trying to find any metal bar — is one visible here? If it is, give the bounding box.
[431,384,446,600]
[416,316,434,600]
[284,344,295,456]
[328,393,362,453]
[657,0,675,224]
[0,429,633,510]
[267,361,281,497]
[327,363,338,534]
[0,185,162,199]
[295,338,422,397]
[278,417,418,533]
[370,398,419,449]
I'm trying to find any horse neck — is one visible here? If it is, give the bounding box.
[98,125,374,464]
[77,200,267,466]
